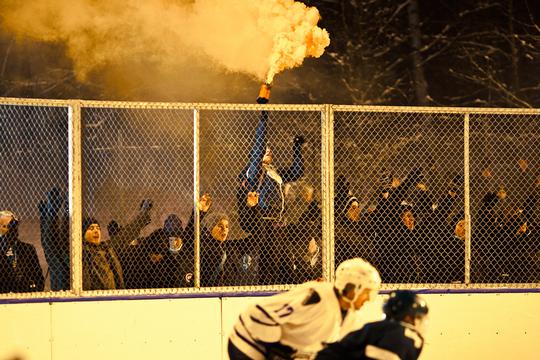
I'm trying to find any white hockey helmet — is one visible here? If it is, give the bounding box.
[335,258,381,304]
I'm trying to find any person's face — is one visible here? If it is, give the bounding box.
[454,219,466,240]
[0,214,13,236]
[402,210,415,230]
[347,201,361,222]
[262,147,273,165]
[169,236,183,252]
[211,219,229,242]
[84,224,101,244]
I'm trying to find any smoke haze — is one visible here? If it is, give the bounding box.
[0,0,329,101]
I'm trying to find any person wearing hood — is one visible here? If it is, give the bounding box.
[127,214,194,289]
[123,193,212,289]
[200,208,260,287]
[82,217,124,290]
[1,210,44,293]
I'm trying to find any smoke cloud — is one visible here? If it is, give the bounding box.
[0,0,329,88]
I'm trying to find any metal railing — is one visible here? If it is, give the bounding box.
[1,97,539,300]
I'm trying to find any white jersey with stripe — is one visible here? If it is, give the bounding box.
[229,281,357,359]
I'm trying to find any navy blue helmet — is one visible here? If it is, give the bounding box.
[383,290,428,322]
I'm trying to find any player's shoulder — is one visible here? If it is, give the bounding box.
[295,281,334,295]
[360,320,407,343]
[294,281,335,306]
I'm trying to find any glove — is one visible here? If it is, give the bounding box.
[140,199,153,212]
[293,135,306,146]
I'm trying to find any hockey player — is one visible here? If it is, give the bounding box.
[228,258,381,360]
[315,290,429,360]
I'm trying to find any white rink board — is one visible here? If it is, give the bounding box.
[1,292,539,360]
[0,302,52,360]
[1,297,222,360]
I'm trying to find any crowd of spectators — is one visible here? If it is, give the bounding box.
[2,108,539,293]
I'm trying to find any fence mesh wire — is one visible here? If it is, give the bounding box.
[333,111,466,284]
[81,107,194,290]
[199,109,322,286]
[1,99,539,299]
[0,104,69,293]
[469,114,540,284]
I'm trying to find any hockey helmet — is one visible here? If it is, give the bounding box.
[335,258,381,304]
[383,290,428,322]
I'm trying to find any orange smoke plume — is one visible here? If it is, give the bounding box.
[262,0,330,84]
[0,0,330,85]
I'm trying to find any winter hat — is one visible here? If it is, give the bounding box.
[202,212,229,233]
[343,196,359,214]
[164,214,183,236]
[82,217,99,234]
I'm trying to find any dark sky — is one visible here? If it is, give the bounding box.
[1,0,539,107]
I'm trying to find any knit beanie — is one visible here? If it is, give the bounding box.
[343,196,359,214]
[82,217,99,234]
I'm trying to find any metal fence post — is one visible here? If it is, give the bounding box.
[69,101,83,295]
[323,104,335,282]
[193,108,201,288]
[464,113,471,285]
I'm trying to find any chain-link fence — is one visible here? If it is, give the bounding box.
[1,98,539,299]
[333,110,466,285]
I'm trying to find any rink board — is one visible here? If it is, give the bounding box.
[1,292,539,360]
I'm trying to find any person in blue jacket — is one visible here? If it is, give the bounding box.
[236,91,306,284]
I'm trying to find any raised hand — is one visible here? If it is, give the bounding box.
[246,191,259,208]
[198,193,213,213]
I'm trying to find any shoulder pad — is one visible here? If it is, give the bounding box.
[301,288,321,306]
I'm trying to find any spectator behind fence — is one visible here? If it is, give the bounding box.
[334,175,374,267]
[236,101,306,284]
[107,199,153,288]
[414,179,463,283]
[0,210,44,293]
[200,211,259,287]
[475,186,539,283]
[82,217,124,290]
[38,188,70,290]
[370,167,424,283]
[127,194,212,289]
[285,189,323,284]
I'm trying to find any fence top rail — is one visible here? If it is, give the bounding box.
[0,97,324,111]
[2,96,540,114]
[332,104,540,115]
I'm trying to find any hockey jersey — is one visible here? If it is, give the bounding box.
[315,319,424,360]
[229,281,357,359]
